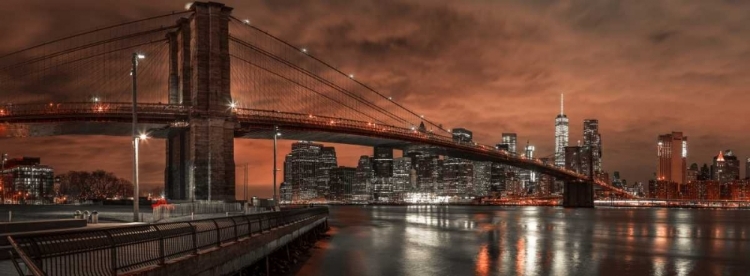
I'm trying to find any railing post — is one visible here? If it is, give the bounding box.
[28,237,43,272]
[153,226,166,265]
[211,219,221,247]
[244,216,252,238]
[188,222,198,255]
[233,217,239,242]
[104,231,117,276]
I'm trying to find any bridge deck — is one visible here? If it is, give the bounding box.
[0,103,634,197]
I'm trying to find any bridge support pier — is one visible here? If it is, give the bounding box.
[164,2,236,201]
[563,181,594,208]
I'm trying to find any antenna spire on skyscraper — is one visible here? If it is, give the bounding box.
[560,93,564,115]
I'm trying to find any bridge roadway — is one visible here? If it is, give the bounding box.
[0,102,633,198]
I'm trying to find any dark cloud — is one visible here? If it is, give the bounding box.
[1,0,749,198]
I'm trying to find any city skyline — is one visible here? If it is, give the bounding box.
[1,0,750,198]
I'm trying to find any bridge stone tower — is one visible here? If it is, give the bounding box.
[562,181,593,207]
[165,2,235,201]
[563,149,595,207]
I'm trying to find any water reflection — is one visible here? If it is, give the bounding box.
[295,206,750,276]
[476,245,489,276]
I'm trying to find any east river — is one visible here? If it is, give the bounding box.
[293,205,750,276]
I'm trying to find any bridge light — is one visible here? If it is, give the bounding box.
[229,102,237,109]
[388,96,393,100]
[275,132,282,137]
[348,74,354,79]
[138,133,148,140]
[92,97,100,103]
[185,2,193,10]
[301,48,308,53]
[243,19,250,25]
[137,54,146,59]
[420,115,424,118]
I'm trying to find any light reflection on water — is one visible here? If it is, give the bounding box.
[293,206,750,276]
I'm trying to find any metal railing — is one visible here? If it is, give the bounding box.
[7,207,328,276]
[152,201,245,222]
[0,102,187,115]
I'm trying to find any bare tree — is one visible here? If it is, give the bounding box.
[57,170,133,200]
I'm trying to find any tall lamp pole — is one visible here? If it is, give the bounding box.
[244,164,249,203]
[131,53,145,222]
[273,126,281,204]
[1,153,7,204]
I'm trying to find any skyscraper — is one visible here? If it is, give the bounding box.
[519,143,536,193]
[538,158,555,195]
[371,147,394,200]
[687,163,699,182]
[554,94,569,167]
[316,147,338,198]
[712,150,739,183]
[288,141,324,200]
[657,132,687,186]
[405,146,440,191]
[329,166,357,201]
[582,119,602,177]
[699,163,711,181]
[372,147,394,178]
[452,128,473,144]
[525,143,535,159]
[442,157,473,195]
[473,161,491,196]
[501,133,517,155]
[393,157,412,193]
[354,156,373,200]
[489,163,506,194]
[746,158,750,179]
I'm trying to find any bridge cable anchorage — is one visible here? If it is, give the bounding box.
[228,35,411,126]
[228,16,451,135]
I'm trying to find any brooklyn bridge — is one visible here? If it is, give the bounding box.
[0,2,635,207]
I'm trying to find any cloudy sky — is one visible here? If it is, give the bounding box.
[1,0,749,198]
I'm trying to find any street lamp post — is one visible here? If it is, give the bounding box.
[244,164,248,203]
[131,53,145,222]
[1,153,6,204]
[273,126,281,204]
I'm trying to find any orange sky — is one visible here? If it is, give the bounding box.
[1,0,749,198]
